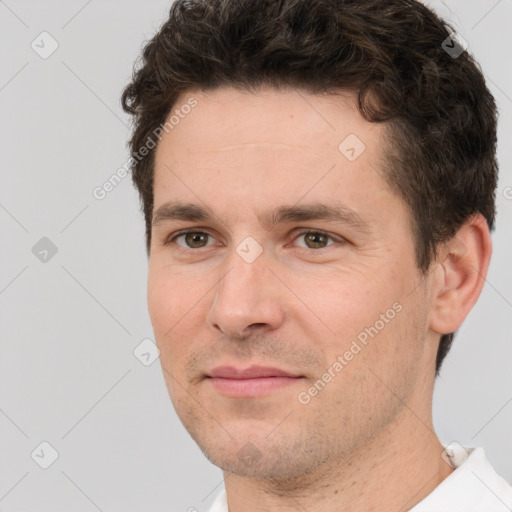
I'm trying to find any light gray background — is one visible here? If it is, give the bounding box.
[1,1,511,511]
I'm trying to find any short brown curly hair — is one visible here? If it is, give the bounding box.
[121,0,498,375]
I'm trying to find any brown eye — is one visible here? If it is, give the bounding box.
[299,231,332,249]
[304,232,328,248]
[173,232,211,248]
[185,232,208,248]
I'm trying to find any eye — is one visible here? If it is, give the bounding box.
[164,228,343,251]
[293,230,338,249]
[169,230,216,249]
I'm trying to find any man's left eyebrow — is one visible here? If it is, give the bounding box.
[261,203,373,233]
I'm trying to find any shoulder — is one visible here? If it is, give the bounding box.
[412,444,512,511]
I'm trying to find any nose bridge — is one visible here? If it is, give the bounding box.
[207,246,285,336]
[215,247,270,310]
[232,245,272,289]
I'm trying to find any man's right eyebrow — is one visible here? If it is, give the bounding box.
[152,201,213,226]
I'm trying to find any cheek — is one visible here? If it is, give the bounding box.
[147,265,200,330]
[287,263,417,369]
[289,268,389,338]
[147,268,172,335]
[147,270,195,407]
[147,265,212,366]
[147,268,190,370]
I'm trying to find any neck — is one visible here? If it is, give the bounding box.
[222,404,454,512]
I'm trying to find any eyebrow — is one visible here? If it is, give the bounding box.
[152,201,372,232]
[152,202,211,226]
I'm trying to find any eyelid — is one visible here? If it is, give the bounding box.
[163,227,346,249]
[290,228,345,248]
[164,227,219,247]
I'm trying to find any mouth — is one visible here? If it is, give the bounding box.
[206,365,305,398]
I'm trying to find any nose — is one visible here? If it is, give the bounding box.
[206,249,286,339]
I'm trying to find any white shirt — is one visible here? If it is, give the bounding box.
[208,443,512,512]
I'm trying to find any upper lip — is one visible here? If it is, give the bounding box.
[208,365,302,379]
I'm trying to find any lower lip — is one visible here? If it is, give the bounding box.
[208,376,303,398]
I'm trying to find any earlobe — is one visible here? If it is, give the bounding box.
[429,214,492,335]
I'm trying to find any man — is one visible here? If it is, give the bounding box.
[121,0,512,510]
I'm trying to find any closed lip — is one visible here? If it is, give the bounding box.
[208,365,303,379]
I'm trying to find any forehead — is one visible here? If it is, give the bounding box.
[157,86,377,155]
[149,85,409,235]
[153,86,386,190]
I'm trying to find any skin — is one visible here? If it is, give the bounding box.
[147,86,492,511]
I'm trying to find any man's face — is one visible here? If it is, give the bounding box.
[148,86,437,479]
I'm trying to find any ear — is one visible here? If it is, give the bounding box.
[429,214,492,335]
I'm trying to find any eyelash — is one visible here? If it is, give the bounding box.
[163,228,344,250]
